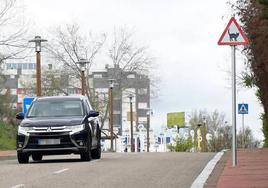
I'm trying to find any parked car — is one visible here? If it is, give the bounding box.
[16,95,101,164]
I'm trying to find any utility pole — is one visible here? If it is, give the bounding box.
[76,59,89,96]
[29,36,47,96]
[108,79,115,151]
[129,94,134,152]
[146,110,151,152]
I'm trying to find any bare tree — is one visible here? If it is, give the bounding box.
[189,110,232,152]
[0,0,28,64]
[46,23,106,101]
[95,28,155,128]
[108,28,153,86]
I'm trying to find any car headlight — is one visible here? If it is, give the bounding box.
[69,124,85,134]
[18,126,33,135]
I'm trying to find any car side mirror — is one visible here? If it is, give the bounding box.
[87,110,99,118]
[16,112,25,120]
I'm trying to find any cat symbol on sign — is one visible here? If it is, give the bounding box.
[228,29,239,41]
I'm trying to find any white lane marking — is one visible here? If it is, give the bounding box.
[190,151,225,188]
[10,184,25,188]
[53,168,69,174]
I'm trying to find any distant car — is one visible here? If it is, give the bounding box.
[16,95,101,164]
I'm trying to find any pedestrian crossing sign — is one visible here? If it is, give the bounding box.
[238,103,248,114]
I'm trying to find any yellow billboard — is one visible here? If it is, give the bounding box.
[167,112,185,128]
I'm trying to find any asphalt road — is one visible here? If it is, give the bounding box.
[0,152,215,188]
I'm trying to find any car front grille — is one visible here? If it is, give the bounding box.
[26,132,75,149]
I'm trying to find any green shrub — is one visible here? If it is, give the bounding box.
[0,122,17,150]
[168,136,193,152]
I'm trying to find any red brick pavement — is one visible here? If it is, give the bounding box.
[0,150,16,157]
[217,148,268,188]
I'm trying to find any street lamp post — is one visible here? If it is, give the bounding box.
[76,59,89,95]
[146,109,152,152]
[197,123,202,152]
[108,79,115,151]
[29,36,47,96]
[129,94,134,152]
[202,117,208,152]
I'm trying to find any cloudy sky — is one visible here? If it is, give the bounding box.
[21,0,264,139]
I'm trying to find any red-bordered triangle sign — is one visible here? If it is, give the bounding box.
[218,17,249,45]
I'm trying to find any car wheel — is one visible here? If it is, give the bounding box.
[32,154,43,161]
[92,128,101,159]
[80,134,92,161]
[17,152,29,164]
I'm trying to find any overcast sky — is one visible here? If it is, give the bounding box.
[21,0,264,139]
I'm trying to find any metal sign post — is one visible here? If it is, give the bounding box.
[218,17,249,167]
[231,45,237,166]
[238,103,249,148]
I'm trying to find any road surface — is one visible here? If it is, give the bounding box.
[0,152,214,188]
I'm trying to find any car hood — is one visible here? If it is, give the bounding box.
[20,117,84,127]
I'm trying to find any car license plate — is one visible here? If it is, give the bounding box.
[38,139,60,145]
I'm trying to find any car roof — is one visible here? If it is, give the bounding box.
[35,95,87,102]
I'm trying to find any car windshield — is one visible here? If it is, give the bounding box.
[27,99,84,117]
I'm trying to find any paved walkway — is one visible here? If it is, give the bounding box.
[217,148,268,188]
[0,150,16,158]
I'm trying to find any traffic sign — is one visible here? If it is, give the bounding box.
[238,103,248,114]
[218,17,249,45]
[23,97,35,114]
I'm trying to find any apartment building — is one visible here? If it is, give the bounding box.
[90,65,151,136]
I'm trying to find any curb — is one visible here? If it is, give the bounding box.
[190,150,226,188]
[0,150,16,160]
[0,155,17,160]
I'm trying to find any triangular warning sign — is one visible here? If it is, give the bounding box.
[218,17,249,46]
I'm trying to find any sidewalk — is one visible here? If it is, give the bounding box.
[0,150,16,159]
[217,148,268,188]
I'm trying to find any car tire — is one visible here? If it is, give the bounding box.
[17,153,29,164]
[32,154,43,161]
[92,128,101,159]
[80,134,92,161]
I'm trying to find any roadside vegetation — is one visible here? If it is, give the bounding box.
[168,110,261,152]
[234,0,268,146]
[168,137,193,152]
[0,93,19,150]
[0,122,17,150]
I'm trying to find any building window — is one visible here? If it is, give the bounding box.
[7,63,12,69]
[28,63,35,69]
[22,63,28,69]
[138,88,148,95]
[127,74,135,78]
[138,102,147,109]
[93,74,102,78]
[138,117,147,123]
[11,63,17,69]
[17,63,23,69]
[113,110,121,115]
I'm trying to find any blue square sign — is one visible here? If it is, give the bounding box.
[238,103,248,114]
[23,97,35,114]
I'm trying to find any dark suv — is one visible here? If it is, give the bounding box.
[16,96,101,163]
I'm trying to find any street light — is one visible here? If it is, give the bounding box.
[129,94,134,152]
[29,36,47,96]
[108,79,115,151]
[202,116,208,152]
[76,59,89,95]
[146,109,153,152]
